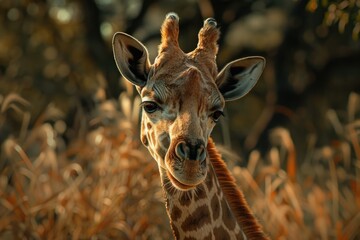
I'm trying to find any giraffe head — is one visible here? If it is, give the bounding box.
[113,13,265,191]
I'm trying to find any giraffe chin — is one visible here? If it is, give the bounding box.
[166,170,205,191]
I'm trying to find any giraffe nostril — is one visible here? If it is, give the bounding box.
[198,145,206,163]
[175,141,188,160]
[175,140,206,162]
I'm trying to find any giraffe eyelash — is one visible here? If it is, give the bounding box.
[140,101,162,113]
[210,110,225,123]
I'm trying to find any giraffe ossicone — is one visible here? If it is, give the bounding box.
[113,13,268,240]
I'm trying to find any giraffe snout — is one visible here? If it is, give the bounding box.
[166,139,208,189]
[175,140,206,163]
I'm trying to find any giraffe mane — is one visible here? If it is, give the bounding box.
[207,138,269,240]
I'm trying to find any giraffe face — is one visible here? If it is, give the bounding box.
[113,13,265,191]
[139,61,225,190]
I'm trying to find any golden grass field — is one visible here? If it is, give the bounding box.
[1,88,359,239]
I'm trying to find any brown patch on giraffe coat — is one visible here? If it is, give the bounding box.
[196,184,207,200]
[179,192,192,206]
[213,226,230,240]
[221,198,236,231]
[205,171,213,191]
[181,204,211,232]
[146,122,152,129]
[170,205,182,222]
[211,194,220,220]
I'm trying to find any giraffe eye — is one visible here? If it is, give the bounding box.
[211,110,224,123]
[141,101,160,113]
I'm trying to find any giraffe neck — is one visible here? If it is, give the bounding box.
[159,138,268,240]
[160,161,245,239]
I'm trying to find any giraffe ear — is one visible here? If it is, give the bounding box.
[112,32,151,87]
[216,57,265,101]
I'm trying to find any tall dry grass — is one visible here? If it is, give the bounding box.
[0,90,171,239]
[231,93,360,240]
[0,88,359,239]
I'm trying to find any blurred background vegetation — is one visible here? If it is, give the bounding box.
[0,0,359,239]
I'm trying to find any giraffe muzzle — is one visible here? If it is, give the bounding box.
[175,140,206,164]
[163,139,208,190]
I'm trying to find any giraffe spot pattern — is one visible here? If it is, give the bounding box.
[181,204,211,232]
[171,205,182,222]
[221,199,236,231]
[179,192,193,206]
[211,194,220,220]
[205,172,213,191]
[196,184,207,199]
[213,226,231,240]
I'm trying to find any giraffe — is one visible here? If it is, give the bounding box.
[112,13,268,240]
